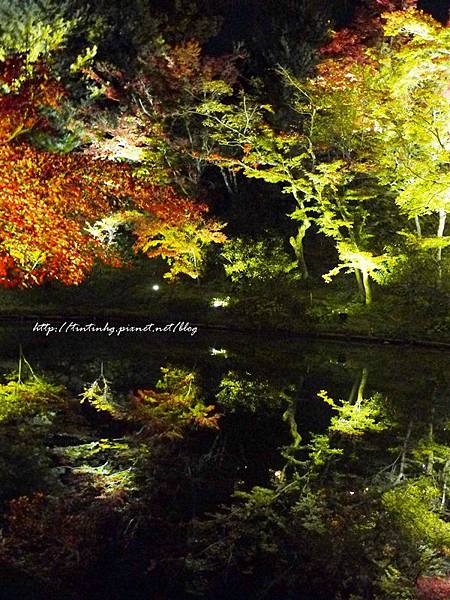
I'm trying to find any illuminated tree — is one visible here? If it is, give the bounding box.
[0,58,224,287]
[0,57,65,142]
[323,243,397,305]
[0,140,223,287]
[0,0,80,71]
[196,0,450,301]
[194,93,317,277]
[196,87,395,293]
[80,38,243,194]
[373,9,450,281]
[304,1,450,284]
[131,214,225,280]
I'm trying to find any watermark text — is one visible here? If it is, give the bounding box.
[32,321,198,337]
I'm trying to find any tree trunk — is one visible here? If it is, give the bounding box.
[427,407,435,476]
[354,269,365,302]
[289,190,310,279]
[415,215,422,238]
[356,367,368,405]
[282,393,302,449]
[290,223,310,279]
[348,374,360,405]
[396,420,412,483]
[362,270,372,305]
[441,460,450,510]
[436,209,446,282]
[220,167,236,195]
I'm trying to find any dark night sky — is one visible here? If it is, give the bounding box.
[418,0,449,21]
[204,0,450,57]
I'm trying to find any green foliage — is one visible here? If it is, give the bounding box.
[80,373,119,416]
[134,217,226,280]
[0,371,66,424]
[318,389,386,436]
[378,565,418,600]
[323,243,398,284]
[383,479,450,548]
[0,0,81,78]
[216,371,282,414]
[305,432,344,469]
[184,370,450,598]
[221,236,298,285]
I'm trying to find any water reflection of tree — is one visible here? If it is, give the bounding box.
[2,353,450,598]
[186,369,450,599]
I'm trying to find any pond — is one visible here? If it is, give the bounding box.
[0,321,449,600]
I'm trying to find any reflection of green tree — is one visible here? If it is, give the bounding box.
[3,352,450,599]
[216,371,284,414]
[186,371,450,599]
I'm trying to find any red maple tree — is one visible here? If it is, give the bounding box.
[0,57,220,287]
[316,0,418,89]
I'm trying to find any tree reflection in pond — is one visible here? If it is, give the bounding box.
[0,328,449,599]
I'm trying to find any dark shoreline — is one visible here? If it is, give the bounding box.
[1,313,449,350]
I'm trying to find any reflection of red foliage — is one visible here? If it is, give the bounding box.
[1,490,128,584]
[417,576,450,600]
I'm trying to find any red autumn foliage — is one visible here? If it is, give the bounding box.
[0,490,129,584]
[316,0,417,88]
[82,39,243,124]
[0,142,209,287]
[129,39,242,113]
[0,57,65,143]
[0,56,214,287]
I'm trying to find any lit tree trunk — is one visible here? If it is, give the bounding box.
[361,269,372,305]
[441,459,450,510]
[354,269,365,302]
[415,215,422,238]
[350,367,368,407]
[348,374,359,404]
[290,223,310,279]
[436,209,446,282]
[282,392,302,449]
[220,167,237,195]
[290,190,310,279]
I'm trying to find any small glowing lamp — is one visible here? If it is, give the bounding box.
[152,284,160,291]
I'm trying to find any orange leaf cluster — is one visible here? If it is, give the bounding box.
[130,39,242,115]
[0,58,65,143]
[0,142,208,287]
[0,55,220,288]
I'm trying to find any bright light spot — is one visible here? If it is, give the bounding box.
[373,120,383,133]
[274,470,282,479]
[211,296,230,308]
[210,347,228,357]
[349,491,355,495]
[152,284,160,291]
[111,139,145,162]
